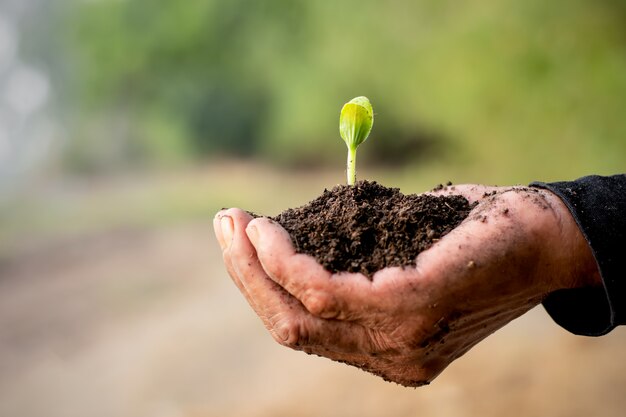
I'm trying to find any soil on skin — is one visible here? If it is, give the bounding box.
[272,180,475,278]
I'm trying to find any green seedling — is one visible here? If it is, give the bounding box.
[340,96,374,185]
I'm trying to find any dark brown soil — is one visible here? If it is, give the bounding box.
[272,180,474,278]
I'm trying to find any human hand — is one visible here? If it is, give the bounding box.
[214,185,601,387]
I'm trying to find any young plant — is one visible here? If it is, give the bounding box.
[339,96,374,185]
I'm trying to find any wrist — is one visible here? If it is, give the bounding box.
[537,189,602,291]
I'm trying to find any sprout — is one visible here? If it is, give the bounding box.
[340,96,374,185]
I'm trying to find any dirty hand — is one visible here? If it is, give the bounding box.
[214,185,600,387]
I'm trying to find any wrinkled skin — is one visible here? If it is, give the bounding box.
[214,185,601,387]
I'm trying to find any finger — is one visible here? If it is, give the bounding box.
[213,210,229,250]
[228,221,371,351]
[215,208,257,308]
[245,217,375,320]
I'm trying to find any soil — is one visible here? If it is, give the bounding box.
[272,180,475,277]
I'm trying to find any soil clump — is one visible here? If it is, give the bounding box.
[272,180,474,277]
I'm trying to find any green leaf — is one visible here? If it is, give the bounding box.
[340,96,374,150]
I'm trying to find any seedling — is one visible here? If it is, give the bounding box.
[339,96,374,185]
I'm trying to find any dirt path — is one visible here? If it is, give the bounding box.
[1,222,625,417]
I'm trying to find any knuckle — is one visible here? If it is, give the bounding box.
[271,315,308,348]
[302,288,338,318]
[267,255,286,282]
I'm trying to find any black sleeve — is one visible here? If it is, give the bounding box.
[530,174,626,336]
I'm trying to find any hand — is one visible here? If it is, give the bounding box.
[214,185,601,387]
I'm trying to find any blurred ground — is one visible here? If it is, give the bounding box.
[0,162,625,417]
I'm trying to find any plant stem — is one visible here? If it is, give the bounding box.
[347,146,357,185]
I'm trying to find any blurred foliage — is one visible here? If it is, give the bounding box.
[57,0,626,179]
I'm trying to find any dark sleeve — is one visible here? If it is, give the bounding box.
[530,174,626,336]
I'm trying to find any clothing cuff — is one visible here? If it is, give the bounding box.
[531,176,626,336]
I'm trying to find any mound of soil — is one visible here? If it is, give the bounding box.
[272,180,474,277]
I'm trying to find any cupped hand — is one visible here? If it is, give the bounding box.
[214,185,600,387]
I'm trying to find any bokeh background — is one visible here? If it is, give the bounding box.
[1,0,625,416]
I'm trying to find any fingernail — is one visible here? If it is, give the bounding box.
[221,216,234,248]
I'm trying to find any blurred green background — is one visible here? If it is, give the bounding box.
[13,0,626,179]
[1,1,625,416]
